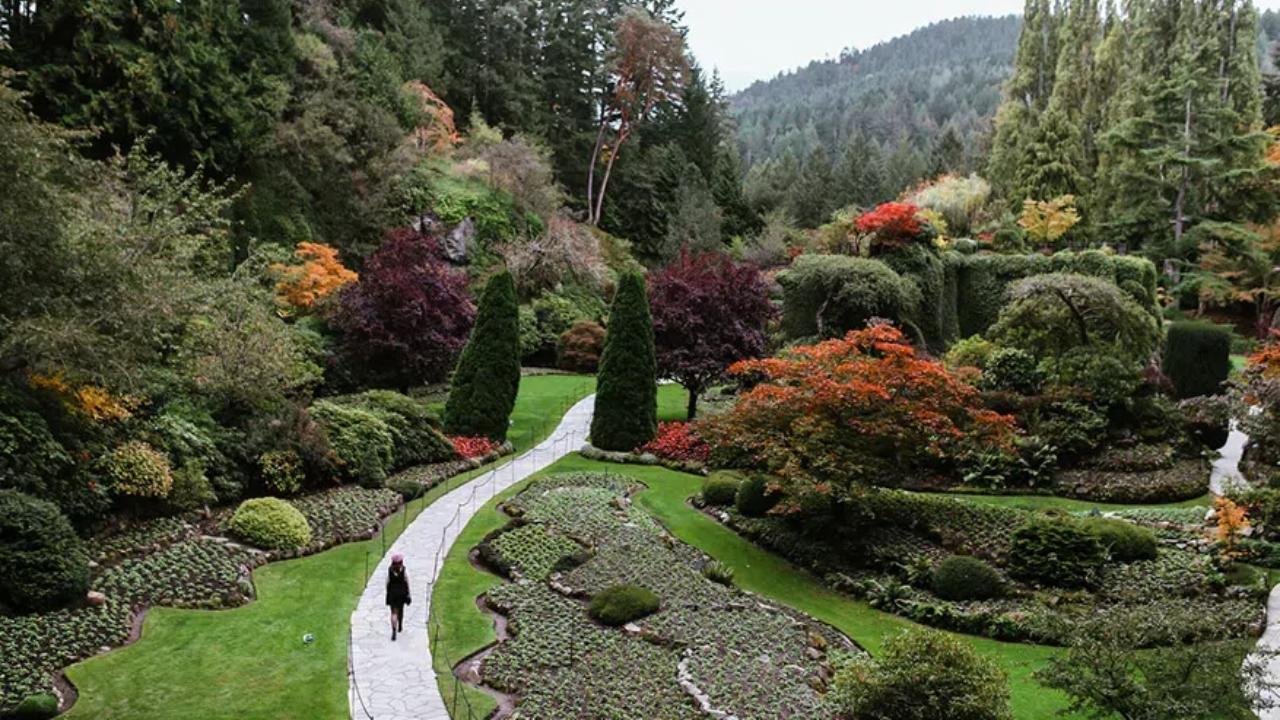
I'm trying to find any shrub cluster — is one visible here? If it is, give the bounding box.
[778,254,918,340]
[588,584,660,626]
[701,473,741,506]
[636,421,710,463]
[1009,518,1106,588]
[931,555,1004,601]
[258,449,304,495]
[1078,518,1158,561]
[0,490,90,612]
[310,401,395,487]
[100,440,174,498]
[556,321,605,372]
[226,497,312,550]
[736,475,780,517]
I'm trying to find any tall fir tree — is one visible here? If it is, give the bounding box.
[834,130,889,207]
[445,271,522,441]
[929,127,966,177]
[590,272,657,451]
[791,148,836,227]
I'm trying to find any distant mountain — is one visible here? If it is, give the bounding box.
[730,15,1022,171]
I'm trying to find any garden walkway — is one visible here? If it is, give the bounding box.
[347,395,595,720]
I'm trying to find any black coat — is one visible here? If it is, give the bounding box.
[385,566,410,606]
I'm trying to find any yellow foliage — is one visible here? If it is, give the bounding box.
[1018,195,1081,247]
[1215,496,1250,560]
[28,372,135,422]
[272,242,358,314]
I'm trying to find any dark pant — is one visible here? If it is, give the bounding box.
[390,603,405,627]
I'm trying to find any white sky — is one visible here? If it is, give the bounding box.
[679,0,1280,91]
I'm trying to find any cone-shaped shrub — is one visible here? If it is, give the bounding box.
[1163,321,1231,399]
[591,272,657,450]
[445,272,522,441]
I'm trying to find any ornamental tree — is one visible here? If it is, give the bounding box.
[648,251,775,418]
[272,242,358,315]
[855,202,926,250]
[445,272,521,441]
[591,273,657,451]
[1018,195,1081,248]
[335,229,475,388]
[704,324,1016,510]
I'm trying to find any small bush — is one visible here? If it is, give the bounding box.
[945,335,997,369]
[388,479,425,501]
[1078,518,1157,562]
[702,560,735,586]
[0,490,90,612]
[168,462,215,511]
[227,497,312,550]
[1009,518,1106,588]
[736,475,780,517]
[589,584,660,626]
[310,400,395,488]
[637,421,710,463]
[557,321,606,373]
[259,449,304,495]
[13,693,59,719]
[1163,321,1232,399]
[100,440,173,498]
[702,473,741,506]
[981,347,1042,395]
[334,391,457,466]
[931,555,1004,601]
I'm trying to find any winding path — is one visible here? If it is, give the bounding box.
[347,395,594,720]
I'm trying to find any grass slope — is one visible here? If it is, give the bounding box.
[63,374,594,720]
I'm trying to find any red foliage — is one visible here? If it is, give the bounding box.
[452,436,499,459]
[636,421,710,463]
[705,324,1016,510]
[855,202,924,248]
[335,229,475,386]
[648,250,776,418]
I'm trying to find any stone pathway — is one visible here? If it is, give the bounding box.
[348,395,594,720]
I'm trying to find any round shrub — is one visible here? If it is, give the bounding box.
[259,449,304,495]
[1078,518,1157,562]
[735,475,780,517]
[931,555,1004,601]
[589,584,660,626]
[1163,321,1232,399]
[227,497,312,550]
[557,321,606,373]
[335,390,457,466]
[100,440,173,498]
[12,693,59,719]
[701,473,741,506]
[980,347,1042,395]
[1009,518,1106,588]
[0,489,90,612]
[310,400,395,488]
[388,479,425,501]
[945,335,997,369]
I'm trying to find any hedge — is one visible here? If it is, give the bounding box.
[445,271,522,441]
[310,400,395,487]
[226,497,313,550]
[0,490,90,612]
[589,584,660,626]
[590,273,657,451]
[778,254,919,340]
[1163,321,1231,399]
[882,245,950,350]
[931,555,1004,601]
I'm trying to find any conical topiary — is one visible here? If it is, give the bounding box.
[591,272,657,451]
[444,271,521,440]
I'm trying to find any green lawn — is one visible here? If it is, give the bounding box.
[63,374,595,720]
[939,490,1212,513]
[656,382,689,422]
[430,452,1079,719]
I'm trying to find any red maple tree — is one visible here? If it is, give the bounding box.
[855,202,925,249]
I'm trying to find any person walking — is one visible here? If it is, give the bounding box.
[386,553,410,641]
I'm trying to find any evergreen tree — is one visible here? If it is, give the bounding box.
[790,148,836,227]
[590,272,657,451]
[834,130,889,207]
[929,127,965,176]
[445,271,522,441]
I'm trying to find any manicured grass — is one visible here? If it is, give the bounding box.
[657,382,689,422]
[63,374,594,720]
[940,490,1212,513]
[431,453,1078,719]
[1232,353,1248,373]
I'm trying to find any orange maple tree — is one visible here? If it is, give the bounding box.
[1215,497,1250,561]
[705,324,1016,510]
[272,242,358,314]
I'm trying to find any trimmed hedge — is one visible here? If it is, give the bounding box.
[931,555,1004,600]
[0,490,90,612]
[702,473,742,506]
[1163,321,1231,399]
[1078,518,1157,562]
[1008,518,1105,588]
[778,254,919,340]
[589,584,660,626]
[445,271,522,441]
[883,244,950,350]
[590,273,657,451]
[227,497,313,550]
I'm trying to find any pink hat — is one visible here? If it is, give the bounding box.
[391,553,404,563]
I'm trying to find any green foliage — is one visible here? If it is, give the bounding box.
[12,692,60,719]
[1077,518,1157,562]
[445,272,522,441]
[945,335,997,369]
[226,497,312,550]
[883,244,952,349]
[701,560,735,586]
[827,629,1012,720]
[1163,321,1232,399]
[588,584,661,626]
[258,450,304,495]
[0,490,90,612]
[167,463,215,511]
[980,348,1042,394]
[99,441,174,499]
[778,254,919,339]
[736,475,780,517]
[335,390,456,467]
[1043,348,1142,407]
[931,556,1004,601]
[590,273,657,451]
[1008,518,1106,588]
[387,479,425,502]
[702,474,742,506]
[309,401,395,488]
[1028,400,1107,459]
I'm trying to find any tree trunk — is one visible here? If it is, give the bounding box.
[685,386,699,421]
[586,121,608,225]
[1172,91,1192,250]
[591,129,629,227]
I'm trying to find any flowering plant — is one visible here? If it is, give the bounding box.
[636,422,710,463]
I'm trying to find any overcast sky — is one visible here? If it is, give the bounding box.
[678,0,1280,92]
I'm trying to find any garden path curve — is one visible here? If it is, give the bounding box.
[347,394,594,720]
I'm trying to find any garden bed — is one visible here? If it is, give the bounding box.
[1055,458,1211,504]
[460,472,854,719]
